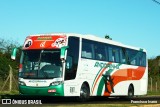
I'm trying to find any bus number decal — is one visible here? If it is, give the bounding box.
[70,87,75,93]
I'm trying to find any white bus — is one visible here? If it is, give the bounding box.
[11,33,148,100]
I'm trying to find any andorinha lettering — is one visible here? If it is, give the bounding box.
[94,62,120,69]
[37,36,52,40]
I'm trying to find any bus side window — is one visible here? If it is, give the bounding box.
[120,48,126,64]
[142,53,146,66]
[108,46,120,63]
[108,47,114,62]
[130,50,137,65]
[114,47,120,63]
[82,42,93,59]
[126,49,131,65]
[136,52,146,66]
[94,43,106,61]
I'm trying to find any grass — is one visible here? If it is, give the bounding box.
[147,91,160,96]
[0,90,19,95]
[0,90,19,99]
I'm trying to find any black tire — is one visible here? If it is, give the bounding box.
[128,85,134,99]
[79,84,90,102]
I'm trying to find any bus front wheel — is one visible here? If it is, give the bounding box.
[79,83,90,101]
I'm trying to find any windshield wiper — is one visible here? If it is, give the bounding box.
[37,50,50,79]
[37,50,43,77]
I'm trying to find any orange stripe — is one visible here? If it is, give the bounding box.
[103,66,146,96]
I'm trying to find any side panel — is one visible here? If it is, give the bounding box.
[79,59,147,96]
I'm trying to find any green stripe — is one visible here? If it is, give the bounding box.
[91,67,103,91]
[96,69,113,95]
[91,62,111,92]
[97,76,105,96]
[96,63,122,95]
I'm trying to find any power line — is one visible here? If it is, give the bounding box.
[152,0,160,5]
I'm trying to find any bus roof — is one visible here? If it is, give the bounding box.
[28,33,146,52]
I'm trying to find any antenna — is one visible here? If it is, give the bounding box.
[105,35,112,40]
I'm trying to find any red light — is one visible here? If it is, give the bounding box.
[19,64,22,68]
[48,89,56,93]
[19,64,23,72]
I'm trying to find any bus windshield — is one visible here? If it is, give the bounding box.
[20,49,62,79]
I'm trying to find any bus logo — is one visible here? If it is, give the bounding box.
[51,38,66,48]
[23,39,33,48]
[40,41,46,47]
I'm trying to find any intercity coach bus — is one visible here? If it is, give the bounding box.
[11,33,148,100]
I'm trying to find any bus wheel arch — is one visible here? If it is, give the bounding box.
[128,84,134,98]
[79,81,90,101]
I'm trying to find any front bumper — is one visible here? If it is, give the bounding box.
[19,84,64,96]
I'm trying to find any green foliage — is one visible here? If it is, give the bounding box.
[0,38,21,81]
[0,55,9,80]
[147,91,160,95]
[148,56,160,78]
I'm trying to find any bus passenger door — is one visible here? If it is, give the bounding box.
[63,37,80,96]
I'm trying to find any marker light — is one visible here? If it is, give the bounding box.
[50,81,63,86]
[19,81,26,86]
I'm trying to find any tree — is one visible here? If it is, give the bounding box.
[0,38,21,80]
[148,56,160,78]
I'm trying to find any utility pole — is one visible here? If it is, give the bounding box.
[152,0,160,5]
[9,65,12,92]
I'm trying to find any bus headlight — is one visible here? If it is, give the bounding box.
[50,81,63,86]
[19,81,26,86]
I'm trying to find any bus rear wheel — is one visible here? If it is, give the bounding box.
[79,84,90,101]
[128,85,134,99]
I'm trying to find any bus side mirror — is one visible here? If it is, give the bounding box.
[11,48,17,60]
[60,46,69,60]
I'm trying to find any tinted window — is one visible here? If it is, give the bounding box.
[108,45,120,63]
[120,48,127,64]
[81,39,146,66]
[126,49,146,66]
[136,52,146,66]
[126,49,137,65]
[82,39,94,59]
[65,37,79,80]
[94,43,106,61]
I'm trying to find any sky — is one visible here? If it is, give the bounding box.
[0,0,160,58]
